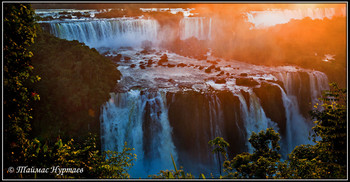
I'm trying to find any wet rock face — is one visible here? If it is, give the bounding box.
[124,56,131,61]
[166,90,247,168]
[142,101,162,160]
[216,91,247,158]
[215,78,226,84]
[236,77,259,87]
[295,72,312,119]
[159,54,169,64]
[167,91,213,167]
[253,82,286,136]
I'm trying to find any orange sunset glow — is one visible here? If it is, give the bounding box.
[3,2,347,179]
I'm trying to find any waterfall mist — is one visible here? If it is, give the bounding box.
[34,3,345,178]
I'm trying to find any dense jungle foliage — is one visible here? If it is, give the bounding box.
[4,4,134,179]
[29,30,121,140]
[3,3,347,179]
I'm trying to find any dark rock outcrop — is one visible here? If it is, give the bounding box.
[167,91,246,170]
[236,77,259,87]
[253,82,286,136]
[215,78,226,84]
[159,54,168,64]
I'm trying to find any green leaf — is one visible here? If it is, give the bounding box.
[171,153,178,173]
[43,143,48,153]
[168,172,175,179]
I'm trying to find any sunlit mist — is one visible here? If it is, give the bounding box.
[15,2,347,179]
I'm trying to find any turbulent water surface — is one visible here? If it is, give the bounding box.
[36,8,331,178]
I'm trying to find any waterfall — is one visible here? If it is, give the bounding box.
[272,82,313,155]
[179,17,212,40]
[43,16,214,48]
[308,71,329,106]
[100,69,330,177]
[49,19,159,48]
[275,71,329,109]
[247,7,344,29]
[235,90,279,153]
[100,90,178,178]
[208,93,224,141]
[274,71,329,155]
[207,93,224,174]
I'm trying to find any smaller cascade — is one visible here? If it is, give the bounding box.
[206,93,224,173]
[270,82,314,156]
[235,90,279,153]
[100,90,178,178]
[308,71,329,106]
[180,17,212,40]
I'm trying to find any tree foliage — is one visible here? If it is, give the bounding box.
[150,82,346,179]
[221,83,346,179]
[285,82,347,179]
[5,133,136,179]
[3,3,41,171]
[29,30,121,139]
[222,128,281,179]
[208,137,230,176]
[3,4,132,179]
[149,154,203,179]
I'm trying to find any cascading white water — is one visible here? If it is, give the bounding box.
[179,17,212,40]
[235,90,279,153]
[273,71,329,155]
[272,82,313,155]
[99,70,330,177]
[35,7,339,178]
[49,19,159,48]
[100,90,178,178]
[275,71,329,108]
[247,7,345,29]
[208,94,224,141]
[207,94,224,173]
[308,71,329,106]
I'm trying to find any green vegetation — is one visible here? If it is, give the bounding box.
[4,3,134,179]
[223,128,281,179]
[232,83,345,179]
[227,83,346,179]
[149,154,204,179]
[4,3,346,179]
[29,30,121,139]
[283,82,347,179]
[150,83,346,179]
[8,133,136,179]
[3,2,40,173]
[208,137,230,175]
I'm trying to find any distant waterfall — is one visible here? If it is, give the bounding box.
[49,19,159,48]
[100,90,178,178]
[180,17,212,40]
[247,7,345,28]
[43,16,213,48]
